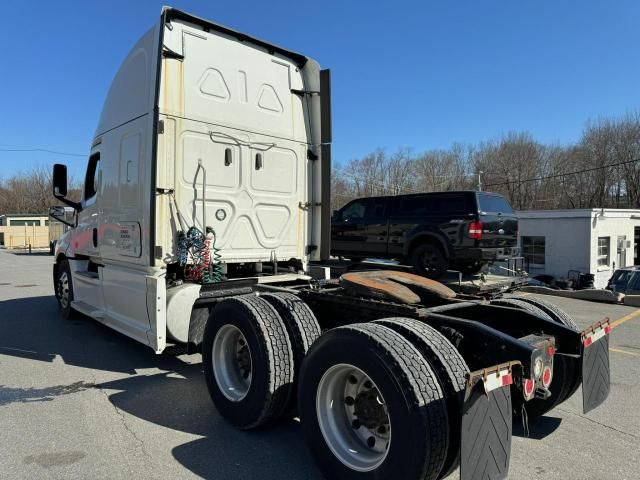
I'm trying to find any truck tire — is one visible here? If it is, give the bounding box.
[411,243,448,279]
[258,292,322,412]
[492,297,579,417]
[490,298,552,320]
[298,323,448,480]
[54,258,76,319]
[374,317,469,480]
[514,296,579,331]
[513,296,582,408]
[202,295,294,429]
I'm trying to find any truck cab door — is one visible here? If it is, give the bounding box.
[75,150,102,258]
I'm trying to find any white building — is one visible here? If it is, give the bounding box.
[0,214,49,226]
[517,209,640,289]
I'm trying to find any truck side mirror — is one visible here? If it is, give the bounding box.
[49,205,76,227]
[53,164,68,197]
[52,163,82,211]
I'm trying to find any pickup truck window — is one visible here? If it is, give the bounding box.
[393,194,467,216]
[339,198,386,221]
[477,194,513,214]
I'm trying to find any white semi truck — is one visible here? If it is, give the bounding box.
[50,7,612,480]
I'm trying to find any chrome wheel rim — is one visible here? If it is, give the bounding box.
[212,325,253,402]
[58,271,70,309]
[316,364,391,472]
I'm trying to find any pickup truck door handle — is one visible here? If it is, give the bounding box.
[92,228,98,248]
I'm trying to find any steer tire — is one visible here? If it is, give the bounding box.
[54,258,76,319]
[259,292,321,413]
[493,297,578,417]
[202,295,294,429]
[298,323,449,480]
[374,317,469,480]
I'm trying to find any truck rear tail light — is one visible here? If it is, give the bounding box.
[468,221,483,240]
[523,378,535,398]
[542,366,552,388]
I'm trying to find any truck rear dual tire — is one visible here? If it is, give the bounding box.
[374,317,469,479]
[202,295,295,429]
[258,292,322,413]
[492,296,580,417]
[298,323,449,480]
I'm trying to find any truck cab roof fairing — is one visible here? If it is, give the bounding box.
[94,24,161,138]
[161,7,309,68]
[94,7,310,140]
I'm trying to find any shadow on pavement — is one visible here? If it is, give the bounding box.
[0,295,321,479]
[513,415,562,440]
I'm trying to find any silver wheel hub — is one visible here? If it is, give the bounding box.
[212,325,252,402]
[316,364,391,472]
[58,271,70,309]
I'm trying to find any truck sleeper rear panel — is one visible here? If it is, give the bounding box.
[156,19,318,266]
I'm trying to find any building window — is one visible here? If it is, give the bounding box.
[522,236,545,265]
[9,219,41,226]
[597,237,610,267]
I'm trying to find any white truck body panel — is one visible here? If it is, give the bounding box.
[54,7,328,352]
[155,19,320,266]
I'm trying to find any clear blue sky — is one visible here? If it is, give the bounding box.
[1,0,639,180]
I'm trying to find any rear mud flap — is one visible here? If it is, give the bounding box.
[460,364,516,480]
[581,320,611,414]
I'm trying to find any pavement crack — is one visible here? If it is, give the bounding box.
[90,373,153,461]
[556,407,638,439]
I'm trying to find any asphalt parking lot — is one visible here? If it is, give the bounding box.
[1,248,639,479]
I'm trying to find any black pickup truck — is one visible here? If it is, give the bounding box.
[331,190,519,278]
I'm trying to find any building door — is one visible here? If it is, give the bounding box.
[617,236,627,268]
[635,227,640,265]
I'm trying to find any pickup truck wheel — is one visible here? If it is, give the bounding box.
[298,323,448,480]
[259,292,321,414]
[202,295,294,429]
[411,243,448,279]
[492,297,578,417]
[374,317,468,480]
[54,258,76,319]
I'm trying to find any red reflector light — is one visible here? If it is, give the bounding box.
[542,367,552,387]
[548,346,555,357]
[524,378,534,397]
[583,336,593,348]
[468,221,483,240]
[501,373,513,387]
[604,325,612,335]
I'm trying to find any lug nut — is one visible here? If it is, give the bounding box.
[345,396,355,406]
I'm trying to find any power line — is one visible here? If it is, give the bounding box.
[484,157,640,188]
[0,148,85,157]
